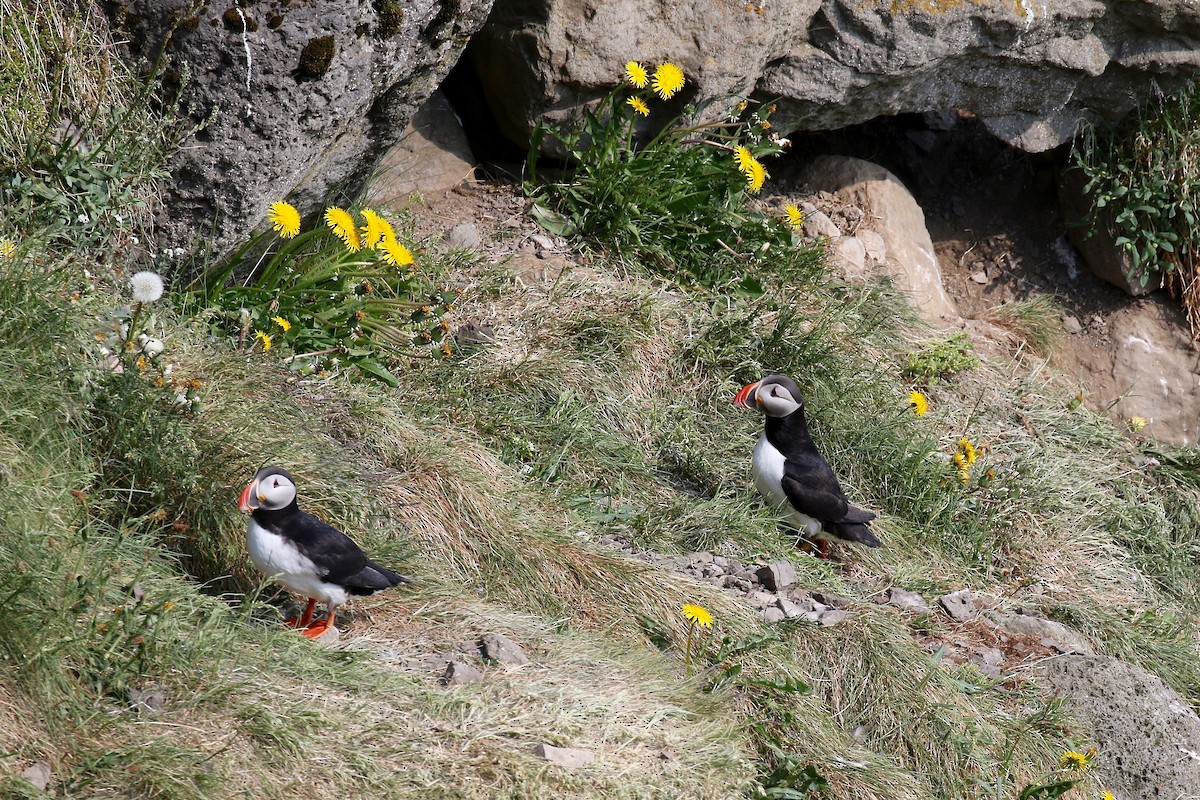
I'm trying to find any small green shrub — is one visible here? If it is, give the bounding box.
[1071,82,1200,334]
[904,332,979,384]
[526,60,820,292]
[185,204,456,385]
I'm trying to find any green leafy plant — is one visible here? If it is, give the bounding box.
[526,60,817,292]
[1071,82,1200,335]
[186,204,457,386]
[904,332,980,384]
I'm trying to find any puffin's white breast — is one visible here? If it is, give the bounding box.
[246,519,348,607]
[751,435,823,537]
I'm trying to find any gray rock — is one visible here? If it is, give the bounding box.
[762,607,787,624]
[883,587,931,613]
[21,762,50,792]
[756,560,798,592]
[106,0,493,260]
[777,598,805,618]
[444,659,485,686]
[128,687,165,712]
[812,591,852,610]
[446,221,483,249]
[1107,304,1200,446]
[1061,314,1083,334]
[747,590,780,608]
[970,270,990,285]
[688,551,714,567]
[1058,168,1155,297]
[800,205,843,239]
[983,611,1094,655]
[1037,655,1200,800]
[938,589,978,622]
[456,321,497,345]
[479,633,529,666]
[816,610,852,627]
[532,743,595,769]
[469,0,1193,155]
[856,229,888,265]
[801,157,958,325]
[830,235,867,279]
[365,90,476,207]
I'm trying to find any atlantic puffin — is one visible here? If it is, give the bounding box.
[733,375,880,558]
[238,465,410,638]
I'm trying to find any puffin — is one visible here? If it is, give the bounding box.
[237,465,410,638]
[733,375,880,558]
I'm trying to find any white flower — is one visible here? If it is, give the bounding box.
[139,335,165,357]
[129,271,164,303]
[77,213,90,224]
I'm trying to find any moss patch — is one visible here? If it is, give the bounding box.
[297,34,336,79]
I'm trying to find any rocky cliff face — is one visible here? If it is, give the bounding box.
[469,0,1200,153]
[106,0,493,260]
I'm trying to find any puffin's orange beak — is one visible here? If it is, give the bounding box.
[238,479,259,513]
[733,380,761,409]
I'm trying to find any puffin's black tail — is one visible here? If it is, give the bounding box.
[345,561,413,595]
[828,505,881,548]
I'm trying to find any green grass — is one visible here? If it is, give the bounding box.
[4,9,1200,798]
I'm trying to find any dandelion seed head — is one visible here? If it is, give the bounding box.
[129,271,165,303]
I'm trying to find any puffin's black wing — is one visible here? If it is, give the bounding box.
[779,455,853,522]
[287,511,411,594]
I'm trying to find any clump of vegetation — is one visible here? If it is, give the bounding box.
[526,61,819,293]
[903,332,980,383]
[186,203,456,385]
[1071,82,1200,336]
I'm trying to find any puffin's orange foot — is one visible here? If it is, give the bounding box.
[300,620,332,639]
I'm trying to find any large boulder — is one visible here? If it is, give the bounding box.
[470,0,1200,153]
[1037,655,1200,799]
[798,156,958,326]
[107,0,493,260]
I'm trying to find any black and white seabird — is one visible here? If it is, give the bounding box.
[733,375,880,558]
[237,465,410,638]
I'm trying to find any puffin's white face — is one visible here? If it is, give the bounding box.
[755,378,803,418]
[239,467,298,512]
[256,472,296,510]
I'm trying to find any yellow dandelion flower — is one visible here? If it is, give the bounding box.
[625,60,649,89]
[360,208,395,249]
[0,238,14,258]
[746,159,767,192]
[1127,415,1147,432]
[784,204,805,231]
[734,145,756,174]
[267,201,301,238]
[1102,792,1114,800]
[255,331,272,351]
[272,316,291,332]
[627,96,650,117]
[651,62,685,100]
[681,603,713,629]
[1060,750,1090,770]
[324,207,361,251]
[908,390,928,416]
[379,237,414,267]
[957,437,977,465]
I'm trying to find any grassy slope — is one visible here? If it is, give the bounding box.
[4,4,1200,799]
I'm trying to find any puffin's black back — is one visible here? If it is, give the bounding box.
[253,504,410,593]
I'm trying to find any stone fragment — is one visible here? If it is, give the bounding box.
[1061,314,1083,334]
[128,687,165,712]
[21,762,51,792]
[444,660,485,686]
[456,321,497,345]
[762,607,787,623]
[799,204,842,239]
[970,270,990,285]
[983,611,1094,655]
[938,589,978,622]
[777,598,805,618]
[856,229,888,264]
[817,610,852,626]
[532,743,595,769]
[756,560,798,592]
[883,587,931,613]
[479,633,529,666]
[812,591,851,610]
[747,590,779,608]
[446,221,482,249]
